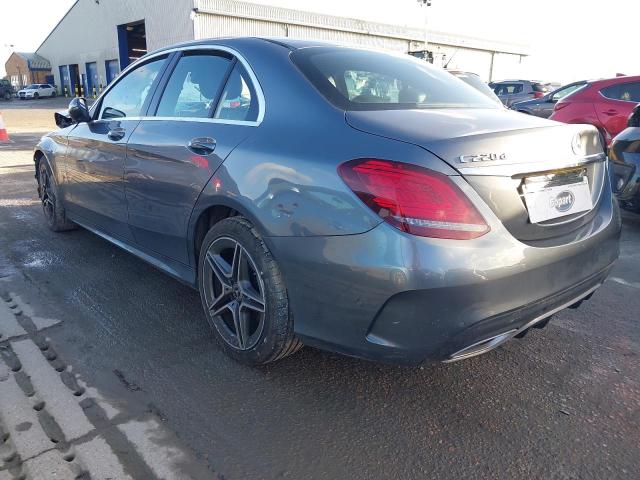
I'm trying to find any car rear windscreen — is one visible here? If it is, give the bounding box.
[291,47,500,111]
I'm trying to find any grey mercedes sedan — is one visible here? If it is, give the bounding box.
[35,38,620,366]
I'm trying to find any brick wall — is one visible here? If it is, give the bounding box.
[4,53,51,88]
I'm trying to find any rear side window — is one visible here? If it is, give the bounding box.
[99,57,166,119]
[156,52,232,118]
[214,63,259,122]
[601,82,640,102]
[292,47,498,111]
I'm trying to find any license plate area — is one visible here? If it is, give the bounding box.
[522,168,593,224]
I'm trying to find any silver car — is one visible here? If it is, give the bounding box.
[35,38,620,366]
[491,80,549,107]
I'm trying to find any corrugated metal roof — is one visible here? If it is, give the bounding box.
[194,0,530,56]
[16,52,52,70]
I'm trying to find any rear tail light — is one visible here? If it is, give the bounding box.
[338,159,489,240]
[532,91,545,99]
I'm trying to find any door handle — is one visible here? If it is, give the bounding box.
[188,137,216,155]
[107,127,126,141]
[603,109,618,116]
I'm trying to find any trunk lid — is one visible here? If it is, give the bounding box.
[346,108,607,244]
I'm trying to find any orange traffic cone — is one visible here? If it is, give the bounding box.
[0,111,9,143]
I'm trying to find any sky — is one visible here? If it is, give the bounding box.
[1,0,638,83]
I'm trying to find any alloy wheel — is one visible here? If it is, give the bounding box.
[39,164,55,221]
[202,237,266,350]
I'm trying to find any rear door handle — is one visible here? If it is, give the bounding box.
[603,109,619,116]
[188,137,217,155]
[107,127,126,141]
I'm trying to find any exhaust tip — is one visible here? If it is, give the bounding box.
[444,330,517,363]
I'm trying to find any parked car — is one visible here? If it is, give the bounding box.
[490,80,549,107]
[512,81,587,118]
[609,104,640,212]
[550,75,640,146]
[448,71,503,105]
[0,79,14,100]
[17,84,56,99]
[35,38,620,366]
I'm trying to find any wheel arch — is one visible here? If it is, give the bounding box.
[188,196,271,273]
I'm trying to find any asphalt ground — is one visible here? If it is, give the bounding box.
[0,99,638,479]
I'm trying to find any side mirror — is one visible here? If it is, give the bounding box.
[68,97,91,124]
[54,111,74,129]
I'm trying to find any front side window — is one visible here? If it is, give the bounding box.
[292,47,498,111]
[99,57,166,119]
[214,63,258,121]
[551,83,585,101]
[156,52,232,118]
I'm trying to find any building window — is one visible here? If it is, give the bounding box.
[22,74,28,86]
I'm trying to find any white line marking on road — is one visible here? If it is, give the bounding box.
[0,302,26,339]
[74,436,132,480]
[609,277,640,289]
[118,419,191,480]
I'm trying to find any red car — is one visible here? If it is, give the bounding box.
[550,75,640,146]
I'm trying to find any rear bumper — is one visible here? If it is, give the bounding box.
[439,265,609,362]
[268,185,621,366]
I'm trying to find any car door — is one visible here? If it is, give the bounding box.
[596,81,640,142]
[124,48,261,264]
[63,55,168,240]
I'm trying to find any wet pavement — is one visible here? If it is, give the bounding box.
[0,100,638,479]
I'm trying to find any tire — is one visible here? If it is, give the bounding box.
[51,91,56,98]
[2,92,10,101]
[37,160,77,232]
[198,216,302,365]
[33,93,39,99]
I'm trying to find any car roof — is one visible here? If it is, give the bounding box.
[587,75,640,87]
[150,36,339,56]
[492,80,542,84]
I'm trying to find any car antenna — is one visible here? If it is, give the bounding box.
[444,49,459,69]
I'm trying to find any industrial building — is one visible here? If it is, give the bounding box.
[34,0,529,96]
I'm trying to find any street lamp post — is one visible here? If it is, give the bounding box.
[417,0,432,53]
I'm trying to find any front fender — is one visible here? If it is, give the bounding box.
[34,129,72,185]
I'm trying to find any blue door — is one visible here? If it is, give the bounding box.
[86,62,98,95]
[105,60,119,85]
[68,64,79,96]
